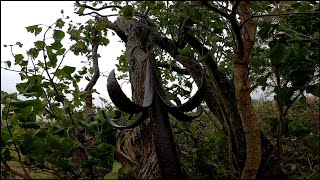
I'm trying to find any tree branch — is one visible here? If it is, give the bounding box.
[232,1,241,16]
[152,32,179,58]
[157,62,190,75]
[98,17,128,43]
[202,1,243,58]
[75,1,122,11]
[202,1,233,20]
[84,28,100,92]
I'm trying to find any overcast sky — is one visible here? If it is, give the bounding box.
[1,1,130,106]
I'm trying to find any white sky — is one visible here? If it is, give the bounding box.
[1,1,130,106]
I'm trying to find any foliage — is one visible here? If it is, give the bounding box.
[1,11,116,179]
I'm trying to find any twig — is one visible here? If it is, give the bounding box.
[1,66,34,75]
[52,47,72,80]
[80,11,119,18]
[75,1,122,11]
[202,1,233,20]
[84,27,100,92]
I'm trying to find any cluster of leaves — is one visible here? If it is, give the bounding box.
[251,2,319,102]
[1,10,116,179]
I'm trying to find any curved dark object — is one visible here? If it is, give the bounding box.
[104,56,206,179]
[155,69,206,112]
[168,105,202,122]
[107,69,153,114]
[102,111,148,129]
[176,74,205,112]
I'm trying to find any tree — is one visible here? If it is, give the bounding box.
[1,1,319,179]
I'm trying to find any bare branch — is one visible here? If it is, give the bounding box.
[80,11,119,18]
[202,1,233,20]
[75,1,122,11]
[84,28,100,92]
[97,17,128,42]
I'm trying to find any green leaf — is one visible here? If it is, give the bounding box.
[120,5,135,20]
[1,130,10,148]
[4,61,11,68]
[56,48,66,55]
[27,48,39,58]
[46,46,57,67]
[3,148,12,161]
[269,43,288,66]
[11,99,41,108]
[16,42,23,47]
[20,134,34,155]
[104,161,122,179]
[46,135,62,150]
[299,95,306,105]
[277,87,294,105]
[14,54,24,64]
[95,21,108,31]
[31,138,47,154]
[256,76,268,87]
[26,25,42,36]
[288,122,310,136]
[53,30,65,41]
[21,60,28,66]
[89,67,94,74]
[35,41,46,49]
[77,7,85,15]
[306,84,320,97]
[55,66,76,77]
[100,37,110,46]
[61,138,74,156]
[18,122,40,129]
[56,18,65,29]
[34,27,42,36]
[282,47,294,63]
[34,128,48,138]
[51,41,63,50]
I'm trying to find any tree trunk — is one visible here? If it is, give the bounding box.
[114,17,161,179]
[233,2,261,179]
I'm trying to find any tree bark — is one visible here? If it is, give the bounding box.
[112,17,161,179]
[233,2,261,179]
